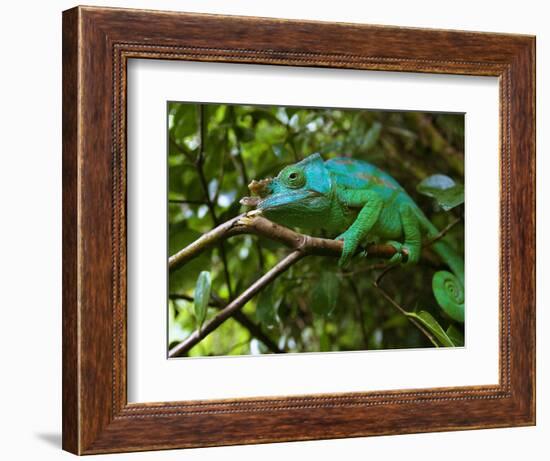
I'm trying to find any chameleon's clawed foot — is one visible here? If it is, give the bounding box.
[386,241,404,264]
[385,241,420,265]
[336,231,359,268]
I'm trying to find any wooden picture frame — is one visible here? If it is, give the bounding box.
[62,5,535,454]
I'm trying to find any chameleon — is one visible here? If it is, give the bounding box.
[241,153,464,322]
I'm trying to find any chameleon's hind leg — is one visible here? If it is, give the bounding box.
[385,204,422,265]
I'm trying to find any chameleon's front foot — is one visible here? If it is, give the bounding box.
[335,230,359,268]
[385,240,419,265]
[386,241,404,264]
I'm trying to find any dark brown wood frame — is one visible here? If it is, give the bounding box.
[62,5,536,455]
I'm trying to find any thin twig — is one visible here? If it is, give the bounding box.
[168,136,195,163]
[169,293,222,306]
[196,105,207,165]
[169,293,283,353]
[411,113,464,176]
[233,128,265,272]
[169,250,304,357]
[195,104,234,299]
[347,278,370,349]
[212,148,227,207]
[373,266,438,347]
[340,262,389,277]
[169,199,207,205]
[425,216,462,247]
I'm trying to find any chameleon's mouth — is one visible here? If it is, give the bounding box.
[240,190,322,211]
[239,196,262,207]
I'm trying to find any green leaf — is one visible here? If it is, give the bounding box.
[416,174,464,211]
[362,121,382,151]
[248,109,283,126]
[319,329,330,352]
[311,271,340,316]
[172,103,197,141]
[256,285,281,328]
[446,325,465,347]
[194,271,211,330]
[406,310,455,347]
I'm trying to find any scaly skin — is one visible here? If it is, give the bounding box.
[246,154,464,322]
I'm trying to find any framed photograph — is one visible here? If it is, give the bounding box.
[62,6,535,454]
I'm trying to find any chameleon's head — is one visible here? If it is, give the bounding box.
[241,154,332,227]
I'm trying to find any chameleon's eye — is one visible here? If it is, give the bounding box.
[281,167,306,189]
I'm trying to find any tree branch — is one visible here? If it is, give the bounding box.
[167,209,462,356]
[169,199,207,206]
[373,266,439,347]
[169,250,304,357]
[169,293,283,354]
[425,215,462,247]
[168,213,399,357]
[168,135,194,163]
[169,213,399,272]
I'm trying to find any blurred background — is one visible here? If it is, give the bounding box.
[168,102,464,356]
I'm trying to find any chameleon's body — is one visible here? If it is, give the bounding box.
[245,153,464,322]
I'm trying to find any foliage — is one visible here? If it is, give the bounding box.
[417,174,464,211]
[193,271,211,331]
[167,102,465,356]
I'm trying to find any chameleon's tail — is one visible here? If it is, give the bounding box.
[418,214,464,323]
[430,240,464,322]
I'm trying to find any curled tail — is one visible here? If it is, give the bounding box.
[431,240,464,322]
[418,213,464,323]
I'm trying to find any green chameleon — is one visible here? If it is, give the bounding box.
[243,153,464,322]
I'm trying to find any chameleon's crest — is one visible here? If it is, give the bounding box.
[293,153,331,195]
